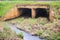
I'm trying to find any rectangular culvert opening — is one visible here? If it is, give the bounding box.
[18,8,32,18]
[35,8,49,19]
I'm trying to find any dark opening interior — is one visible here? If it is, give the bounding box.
[35,8,49,18]
[18,8,49,19]
[18,8,32,18]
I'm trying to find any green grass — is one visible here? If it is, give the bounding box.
[57,32,60,40]
[0,22,11,38]
[17,32,23,38]
[4,0,34,1]
[0,0,59,1]
[37,30,44,36]
[0,2,15,17]
[0,21,23,38]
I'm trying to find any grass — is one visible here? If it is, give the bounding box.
[0,0,59,1]
[0,21,23,39]
[0,22,11,38]
[55,15,60,19]
[57,32,60,40]
[37,30,44,36]
[17,32,23,38]
[0,2,15,17]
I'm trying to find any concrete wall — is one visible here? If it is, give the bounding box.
[1,4,54,22]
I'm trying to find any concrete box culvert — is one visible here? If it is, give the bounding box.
[1,4,54,22]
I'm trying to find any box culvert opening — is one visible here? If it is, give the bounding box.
[18,8,32,18]
[18,8,49,19]
[35,8,49,19]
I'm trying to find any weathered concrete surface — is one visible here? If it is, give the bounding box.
[1,7,19,21]
[49,7,54,22]
[31,8,36,18]
[16,4,49,9]
[1,4,54,22]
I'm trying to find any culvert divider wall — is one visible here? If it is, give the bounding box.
[1,4,54,22]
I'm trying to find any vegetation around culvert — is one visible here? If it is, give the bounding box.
[0,1,60,40]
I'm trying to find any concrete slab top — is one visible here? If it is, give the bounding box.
[16,4,50,9]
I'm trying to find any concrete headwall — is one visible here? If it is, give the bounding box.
[1,7,19,21]
[0,4,54,22]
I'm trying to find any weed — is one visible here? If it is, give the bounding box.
[17,32,23,38]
